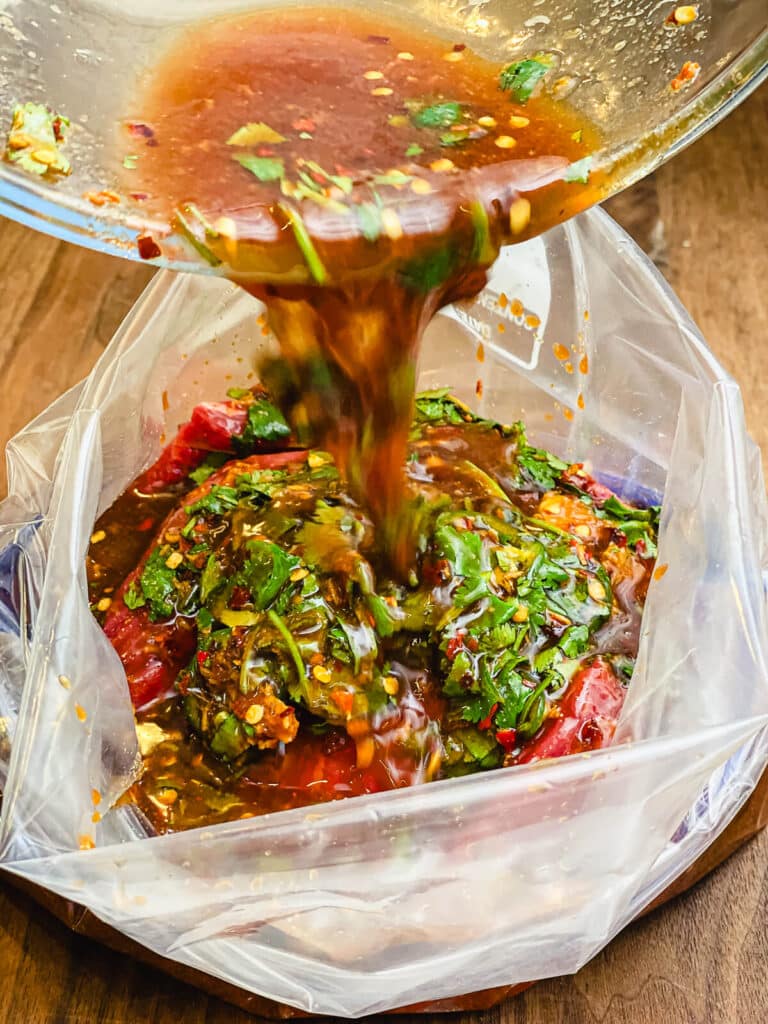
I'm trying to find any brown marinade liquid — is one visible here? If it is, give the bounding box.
[129,6,600,570]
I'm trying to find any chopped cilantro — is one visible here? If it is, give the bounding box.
[138,548,179,621]
[499,55,552,103]
[405,143,424,157]
[200,555,225,603]
[355,202,383,242]
[398,245,458,293]
[565,157,592,184]
[186,485,239,518]
[123,581,146,610]
[234,153,285,182]
[6,103,70,177]
[226,122,286,146]
[188,452,228,485]
[410,101,464,129]
[233,398,290,452]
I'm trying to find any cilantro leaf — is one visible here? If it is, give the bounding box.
[200,554,225,603]
[499,56,552,103]
[186,485,239,518]
[234,153,285,182]
[233,398,290,452]
[239,539,300,610]
[355,202,383,242]
[564,157,593,184]
[405,142,424,157]
[227,122,286,146]
[188,452,228,485]
[139,548,178,621]
[398,245,458,293]
[123,581,146,610]
[413,389,467,425]
[410,101,464,129]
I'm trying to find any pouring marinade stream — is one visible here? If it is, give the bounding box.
[85,6,659,830]
[128,6,601,573]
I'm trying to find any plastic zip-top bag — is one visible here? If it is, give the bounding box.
[0,207,766,1017]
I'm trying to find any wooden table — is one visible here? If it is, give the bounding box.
[0,86,766,1024]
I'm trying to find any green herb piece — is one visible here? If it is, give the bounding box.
[372,170,412,187]
[469,200,495,265]
[267,609,308,697]
[515,426,569,491]
[227,122,286,146]
[200,555,225,603]
[278,203,328,285]
[234,153,285,182]
[209,712,252,760]
[398,245,458,293]
[239,539,300,610]
[123,154,138,170]
[303,160,354,194]
[564,157,593,184]
[186,485,239,518]
[139,548,179,621]
[355,201,383,242]
[226,387,251,400]
[5,103,70,176]
[405,143,424,157]
[439,129,470,147]
[499,56,552,103]
[188,452,228,485]
[571,128,583,143]
[197,607,214,630]
[174,204,223,267]
[413,388,468,425]
[411,101,464,129]
[123,581,146,610]
[233,398,290,452]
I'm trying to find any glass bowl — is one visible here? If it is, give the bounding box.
[0,0,765,271]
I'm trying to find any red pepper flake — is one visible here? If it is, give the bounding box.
[636,538,647,556]
[137,234,161,260]
[445,632,466,661]
[83,190,121,207]
[496,728,517,752]
[196,650,209,666]
[453,43,467,52]
[137,516,155,531]
[52,117,66,142]
[292,117,317,133]
[670,60,701,92]
[366,34,390,44]
[330,690,354,715]
[256,146,274,157]
[475,378,484,398]
[128,122,155,139]
[478,703,500,731]
[129,192,149,202]
[466,636,479,653]
[161,389,169,412]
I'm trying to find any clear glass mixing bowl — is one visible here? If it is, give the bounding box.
[0,0,765,271]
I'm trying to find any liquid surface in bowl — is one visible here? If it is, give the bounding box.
[128,6,600,569]
[88,388,659,834]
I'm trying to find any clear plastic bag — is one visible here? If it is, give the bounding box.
[0,207,767,1017]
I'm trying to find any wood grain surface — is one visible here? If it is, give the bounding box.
[0,86,766,1024]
